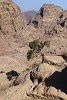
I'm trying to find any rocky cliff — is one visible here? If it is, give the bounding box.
[0,0,26,34]
[0,1,67,100]
[27,4,67,56]
[0,0,27,55]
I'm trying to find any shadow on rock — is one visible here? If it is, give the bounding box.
[45,67,67,94]
[6,70,19,81]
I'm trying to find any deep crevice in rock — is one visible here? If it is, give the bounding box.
[40,7,44,18]
[38,77,42,84]
[60,21,65,27]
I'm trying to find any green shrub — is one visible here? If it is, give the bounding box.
[29,39,44,52]
[27,50,34,61]
[27,40,50,61]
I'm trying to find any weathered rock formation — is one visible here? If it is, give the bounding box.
[0,0,27,55]
[39,4,63,20]
[0,0,26,34]
[0,1,67,100]
[27,4,67,56]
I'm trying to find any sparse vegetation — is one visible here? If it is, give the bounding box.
[27,39,44,61]
[27,39,45,61]
[27,40,50,61]
[29,39,44,52]
[27,50,34,61]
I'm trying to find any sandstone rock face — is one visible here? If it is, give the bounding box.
[28,56,67,100]
[27,4,67,56]
[39,4,63,20]
[0,0,27,55]
[0,0,26,35]
[0,56,67,99]
[0,1,67,100]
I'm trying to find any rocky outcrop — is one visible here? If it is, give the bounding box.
[27,4,67,56]
[0,1,67,100]
[27,56,67,100]
[0,55,67,100]
[0,0,27,55]
[39,4,63,20]
[0,0,26,35]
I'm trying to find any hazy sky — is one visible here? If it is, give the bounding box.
[12,0,67,12]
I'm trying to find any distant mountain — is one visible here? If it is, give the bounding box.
[24,10,37,21]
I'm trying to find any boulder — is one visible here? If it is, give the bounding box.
[47,86,58,97]
[44,56,65,66]
[38,63,58,81]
